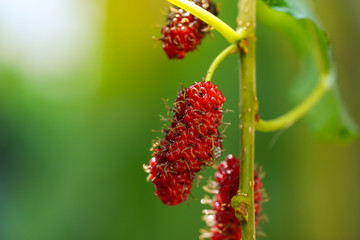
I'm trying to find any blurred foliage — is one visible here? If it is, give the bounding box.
[259,0,357,140]
[0,0,359,240]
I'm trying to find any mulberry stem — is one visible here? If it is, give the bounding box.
[205,44,238,82]
[237,0,257,239]
[255,74,330,132]
[166,0,246,43]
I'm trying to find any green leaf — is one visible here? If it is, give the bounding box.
[257,0,357,141]
[262,0,287,7]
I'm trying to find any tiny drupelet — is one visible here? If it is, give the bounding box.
[144,81,226,205]
[161,0,218,59]
[201,155,265,239]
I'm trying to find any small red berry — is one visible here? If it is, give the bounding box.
[161,0,218,59]
[145,81,226,205]
[201,155,265,239]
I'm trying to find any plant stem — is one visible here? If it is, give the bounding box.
[237,0,257,239]
[166,0,245,43]
[205,44,238,82]
[256,74,329,132]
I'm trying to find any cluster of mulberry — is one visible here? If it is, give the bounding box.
[161,0,218,59]
[200,155,265,239]
[149,0,268,238]
[144,81,226,205]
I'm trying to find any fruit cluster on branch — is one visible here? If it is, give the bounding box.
[201,155,265,239]
[161,0,217,59]
[145,81,226,205]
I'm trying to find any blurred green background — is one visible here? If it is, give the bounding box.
[0,0,359,239]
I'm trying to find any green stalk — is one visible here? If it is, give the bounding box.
[255,74,329,132]
[238,0,257,239]
[167,0,244,43]
[205,44,238,82]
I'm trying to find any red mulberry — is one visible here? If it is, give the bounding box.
[161,0,218,59]
[144,81,226,205]
[200,155,265,239]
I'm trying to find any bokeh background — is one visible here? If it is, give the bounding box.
[0,0,359,239]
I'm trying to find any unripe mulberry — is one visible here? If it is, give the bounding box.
[200,155,265,239]
[144,81,226,206]
[161,0,218,59]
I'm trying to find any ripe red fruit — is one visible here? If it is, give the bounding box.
[161,0,218,59]
[144,81,226,205]
[201,155,264,239]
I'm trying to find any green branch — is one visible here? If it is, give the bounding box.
[256,75,330,132]
[255,42,334,133]
[205,44,238,82]
[235,0,257,239]
[166,0,246,43]
[238,38,257,240]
